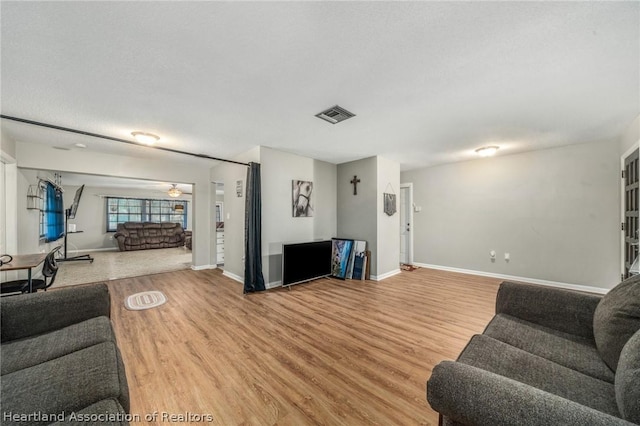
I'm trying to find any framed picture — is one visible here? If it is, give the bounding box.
[331,238,354,279]
[292,180,314,217]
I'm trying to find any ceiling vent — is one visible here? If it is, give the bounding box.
[315,105,356,124]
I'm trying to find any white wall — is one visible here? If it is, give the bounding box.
[210,147,260,278]
[260,147,337,285]
[620,114,640,155]
[401,140,621,289]
[16,141,213,267]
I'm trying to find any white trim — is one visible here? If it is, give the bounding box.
[76,247,119,253]
[266,280,282,289]
[400,182,414,265]
[371,268,401,281]
[414,263,610,295]
[191,264,217,271]
[222,270,243,283]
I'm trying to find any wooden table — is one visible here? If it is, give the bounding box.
[0,252,47,293]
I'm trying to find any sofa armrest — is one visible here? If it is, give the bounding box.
[427,361,633,426]
[495,281,602,339]
[1,283,111,342]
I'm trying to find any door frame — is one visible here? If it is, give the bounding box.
[400,182,414,265]
[621,142,640,278]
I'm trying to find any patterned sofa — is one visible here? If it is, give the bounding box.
[114,222,185,251]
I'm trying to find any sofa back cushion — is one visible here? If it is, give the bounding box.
[615,330,640,423]
[593,275,640,371]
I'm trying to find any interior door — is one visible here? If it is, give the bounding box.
[623,148,639,278]
[399,184,412,265]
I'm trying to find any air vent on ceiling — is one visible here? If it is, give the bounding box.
[315,105,356,124]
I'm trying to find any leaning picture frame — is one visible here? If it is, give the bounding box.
[331,238,354,280]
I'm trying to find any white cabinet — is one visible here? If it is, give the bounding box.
[216,231,224,264]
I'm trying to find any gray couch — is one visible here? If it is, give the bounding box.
[1,283,130,425]
[427,277,640,426]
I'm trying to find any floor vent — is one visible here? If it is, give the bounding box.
[315,105,356,124]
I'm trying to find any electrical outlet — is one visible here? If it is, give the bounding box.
[505,252,510,261]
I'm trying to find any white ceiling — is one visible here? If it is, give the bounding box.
[2,2,639,171]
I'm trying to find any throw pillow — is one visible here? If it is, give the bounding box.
[593,275,640,371]
[615,330,640,423]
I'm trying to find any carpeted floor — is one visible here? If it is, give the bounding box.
[54,247,193,288]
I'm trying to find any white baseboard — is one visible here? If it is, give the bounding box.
[191,264,217,271]
[266,280,282,289]
[222,270,243,283]
[414,263,609,295]
[74,247,119,253]
[371,268,401,281]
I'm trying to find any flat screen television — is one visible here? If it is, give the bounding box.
[68,184,85,219]
[282,240,332,287]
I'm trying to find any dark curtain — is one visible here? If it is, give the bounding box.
[44,182,64,242]
[244,162,266,293]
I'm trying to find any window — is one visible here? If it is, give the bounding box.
[106,197,188,232]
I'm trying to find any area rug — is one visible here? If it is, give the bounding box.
[125,291,167,311]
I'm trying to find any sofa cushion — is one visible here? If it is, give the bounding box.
[593,275,640,371]
[616,330,640,423]
[484,314,614,382]
[1,342,129,425]
[457,334,619,416]
[1,316,115,375]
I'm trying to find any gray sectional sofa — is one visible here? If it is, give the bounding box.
[427,277,640,426]
[1,283,130,425]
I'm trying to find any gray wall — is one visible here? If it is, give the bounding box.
[401,140,621,289]
[260,147,337,285]
[337,157,378,274]
[376,156,401,277]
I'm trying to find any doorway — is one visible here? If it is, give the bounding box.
[622,146,639,279]
[399,183,413,265]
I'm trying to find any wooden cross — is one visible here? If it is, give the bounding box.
[350,175,361,195]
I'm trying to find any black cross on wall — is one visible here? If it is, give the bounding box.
[350,175,361,195]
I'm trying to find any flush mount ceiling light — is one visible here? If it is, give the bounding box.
[131,131,160,145]
[167,184,182,198]
[74,143,87,148]
[475,146,499,157]
[315,105,356,124]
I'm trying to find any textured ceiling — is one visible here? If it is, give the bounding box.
[2,1,639,171]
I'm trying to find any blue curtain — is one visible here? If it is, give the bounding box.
[44,182,64,242]
[244,162,265,293]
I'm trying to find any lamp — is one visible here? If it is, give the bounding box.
[475,146,499,157]
[168,184,182,198]
[131,131,160,145]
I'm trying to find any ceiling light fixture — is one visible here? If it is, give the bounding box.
[475,146,499,157]
[168,184,182,198]
[74,143,87,148]
[131,131,160,145]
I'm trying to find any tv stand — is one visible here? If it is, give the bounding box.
[58,209,93,263]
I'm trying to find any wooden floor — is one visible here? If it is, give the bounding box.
[107,268,502,425]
